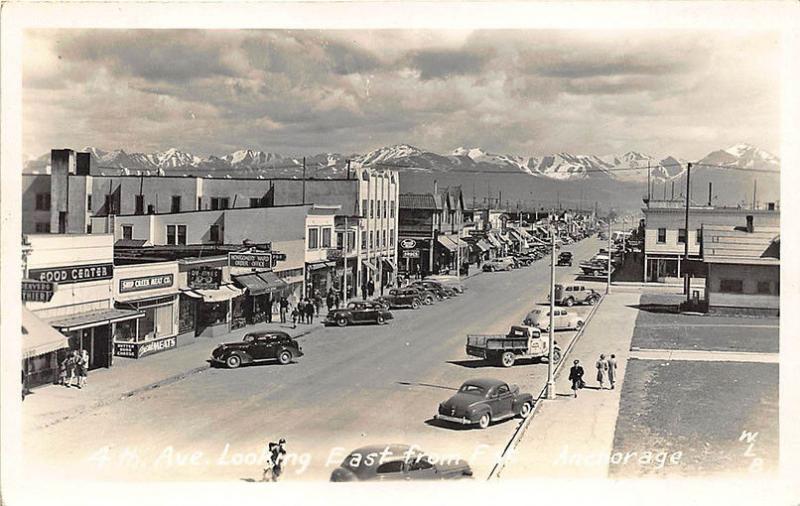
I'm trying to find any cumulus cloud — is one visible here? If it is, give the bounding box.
[22,29,780,159]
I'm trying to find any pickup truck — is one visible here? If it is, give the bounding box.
[466,325,562,368]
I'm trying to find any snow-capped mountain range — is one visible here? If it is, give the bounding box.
[24,143,779,182]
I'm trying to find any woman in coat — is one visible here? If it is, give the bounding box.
[596,354,608,389]
[568,360,585,398]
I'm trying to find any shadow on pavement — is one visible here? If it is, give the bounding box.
[628,303,680,314]
[424,418,473,431]
[395,381,458,391]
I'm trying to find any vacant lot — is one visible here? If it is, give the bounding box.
[609,359,778,478]
[630,294,779,353]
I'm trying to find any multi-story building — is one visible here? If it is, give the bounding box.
[642,199,780,282]
[23,149,400,294]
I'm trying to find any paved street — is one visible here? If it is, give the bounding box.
[23,238,605,482]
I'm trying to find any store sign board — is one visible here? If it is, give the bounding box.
[28,263,113,285]
[188,267,222,290]
[402,249,420,258]
[21,279,56,302]
[119,274,174,293]
[113,342,137,359]
[228,252,273,269]
[114,336,177,359]
[400,239,417,249]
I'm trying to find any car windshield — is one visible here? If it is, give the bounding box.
[459,384,486,395]
[243,334,256,343]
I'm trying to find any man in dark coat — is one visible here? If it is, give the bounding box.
[361,283,368,301]
[367,279,375,297]
[326,289,335,314]
[568,360,585,398]
[304,297,315,324]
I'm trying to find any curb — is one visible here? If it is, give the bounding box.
[486,295,606,481]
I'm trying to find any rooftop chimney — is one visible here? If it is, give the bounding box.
[746,215,754,233]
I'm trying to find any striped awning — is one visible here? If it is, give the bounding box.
[182,284,243,303]
[47,307,144,332]
[22,308,70,359]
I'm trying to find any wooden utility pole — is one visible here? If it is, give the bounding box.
[684,163,692,300]
[302,156,307,204]
[546,226,556,400]
[753,179,758,210]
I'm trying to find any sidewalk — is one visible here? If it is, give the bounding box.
[23,318,324,431]
[498,290,641,479]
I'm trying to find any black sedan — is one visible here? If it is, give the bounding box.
[209,331,303,369]
[325,301,394,327]
[330,444,473,481]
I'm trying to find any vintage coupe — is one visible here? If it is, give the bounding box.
[329,444,473,481]
[423,275,466,293]
[375,288,424,310]
[524,308,585,332]
[482,257,515,272]
[411,280,455,299]
[210,331,303,369]
[325,301,394,327]
[436,378,535,429]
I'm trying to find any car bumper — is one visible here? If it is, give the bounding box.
[209,356,226,364]
[435,414,475,425]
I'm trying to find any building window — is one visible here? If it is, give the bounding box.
[308,228,319,249]
[122,225,133,240]
[362,199,367,217]
[210,224,221,244]
[370,200,374,219]
[171,196,181,213]
[719,279,743,294]
[35,193,51,211]
[87,195,92,211]
[105,194,113,214]
[86,223,92,234]
[390,229,394,247]
[321,227,332,248]
[35,222,50,233]
[657,228,666,243]
[249,197,261,208]
[757,281,772,294]
[677,228,686,244]
[135,195,144,215]
[166,225,187,245]
[361,231,367,250]
[211,197,229,210]
[197,197,202,210]
[382,230,386,248]
[696,228,702,244]
[390,201,395,218]
[369,231,374,249]
[383,201,387,219]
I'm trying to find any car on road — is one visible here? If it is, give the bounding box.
[557,251,573,266]
[524,308,584,332]
[436,378,535,429]
[375,287,424,309]
[325,301,394,327]
[210,331,303,369]
[549,284,600,306]
[424,275,466,293]
[329,444,473,481]
[411,280,455,299]
[482,257,515,272]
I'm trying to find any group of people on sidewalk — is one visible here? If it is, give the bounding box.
[568,354,618,398]
[57,349,89,389]
[261,438,287,482]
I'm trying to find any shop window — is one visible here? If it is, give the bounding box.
[87,223,92,234]
[308,227,319,249]
[677,228,686,244]
[35,222,50,233]
[135,195,144,215]
[178,296,196,334]
[657,228,666,243]
[171,195,182,213]
[122,225,133,240]
[35,193,51,211]
[757,281,772,294]
[210,224,221,244]
[719,279,743,294]
[322,227,332,248]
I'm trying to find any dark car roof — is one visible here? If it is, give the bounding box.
[246,330,291,339]
[461,378,506,389]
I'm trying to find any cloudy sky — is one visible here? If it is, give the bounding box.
[23,29,780,160]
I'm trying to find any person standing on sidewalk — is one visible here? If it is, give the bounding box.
[607,354,618,390]
[334,291,341,309]
[305,298,315,324]
[296,299,306,324]
[77,349,89,388]
[568,360,585,398]
[596,354,608,390]
[279,296,289,324]
[367,279,375,298]
[57,351,69,387]
[326,289,335,314]
[361,282,368,301]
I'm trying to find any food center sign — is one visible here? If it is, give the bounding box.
[28,263,113,284]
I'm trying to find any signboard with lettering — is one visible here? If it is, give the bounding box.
[400,239,417,249]
[228,252,273,269]
[21,279,56,302]
[188,267,222,290]
[28,263,113,285]
[119,274,174,294]
[114,336,178,359]
[326,249,343,261]
[402,249,420,259]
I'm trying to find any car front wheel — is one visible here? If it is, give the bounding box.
[226,354,241,369]
[337,316,348,327]
[277,350,293,365]
[377,314,386,325]
[478,412,491,430]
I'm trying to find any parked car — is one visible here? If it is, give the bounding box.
[325,301,394,327]
[579,259,609,276]
[482,257,515,272]
[375,287,424,309]
[210,331,303,369]
[411,280,454,299]
[424,275,466,293]
[436,378,535,429]
[549,284,600,306]
[330,444,473,481]
[557,251,573,266]
[466,325,561,367]
[524,308,584,332]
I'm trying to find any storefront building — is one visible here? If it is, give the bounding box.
[113,261,180,359]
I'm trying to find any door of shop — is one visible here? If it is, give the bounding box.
[69,325,112,369]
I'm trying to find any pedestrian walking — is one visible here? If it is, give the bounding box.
[305,298,315,324]
[266,297,274,323]
[334,291,341,309]
[297,299,306,324]
[313,290,323,316]
[596,354,608,389]
[290,306,299,328]
[326,289,335,314]
[607,354,618,390]
[261,438,287,482]
[367,279,375,298]
[261,441,277,482]
[64,350,77,387]
[568,360,585,398]
[57,351,69,387]
[361,283,368,301]
[279,297,289,324]
[77,349,89,388]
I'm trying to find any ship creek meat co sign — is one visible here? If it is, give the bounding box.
[119,274,175,293]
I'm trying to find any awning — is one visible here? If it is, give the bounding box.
[477,239,493,252]
[47,308,144,332]
[382,257,396,272]
[437,236,458,252]
[22,307,69,358]
[307,261,337,271]
[257,271,290,293]
[182,284,244,303]
[362,259,379,272]
[486,234,502,248]
[233,273,272,296]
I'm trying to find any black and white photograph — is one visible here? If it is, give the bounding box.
[1,2,798,505]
